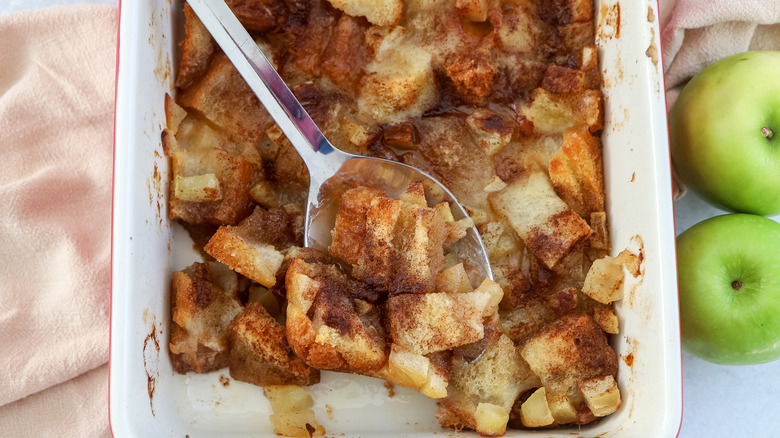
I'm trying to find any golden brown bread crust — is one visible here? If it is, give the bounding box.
[329,186,447,295]
[227,302,320,386]
[175,4,216,90]
[204,205,302,287]
[169,262,243,374]
[285,259,386,372]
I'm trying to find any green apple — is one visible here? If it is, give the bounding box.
[670,51,780,216]
[677,213,780,365]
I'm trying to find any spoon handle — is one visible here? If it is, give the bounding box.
[186,0,348,184]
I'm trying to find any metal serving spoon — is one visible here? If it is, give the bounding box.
[187,0,492,281]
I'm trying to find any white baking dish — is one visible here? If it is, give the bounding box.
[109,0,682,436]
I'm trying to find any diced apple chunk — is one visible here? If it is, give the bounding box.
[436,263,473,294]
[475,403,510,437]
[582,256,624,304]
[547,391,578,424]
[269,410,325,437]
[174,173,221,202]
[578,375,621,417]
[520,387,555,427]
[385,346,430,389]
[474,278,503,316]
[264,385,314,413]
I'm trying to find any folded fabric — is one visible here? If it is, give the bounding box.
[0,4,116,437]
[662,0,780,90]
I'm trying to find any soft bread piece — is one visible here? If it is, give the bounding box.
[227,302,320,386]
[520,314,618,406]
[175,3,216,89]
[205,205,303,287]
[488,170,591,269]
[179,53,274,146]
[285,259,386,373]
[436,330,539,434]
[385,287,499,355]
[170,262,243,373]
[548,125,606,218]
[329,186,448,295]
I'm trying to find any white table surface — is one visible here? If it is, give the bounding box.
[4,1,779,437]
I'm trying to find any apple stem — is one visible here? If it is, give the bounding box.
[732,280,743,291]
[761,127,773,139]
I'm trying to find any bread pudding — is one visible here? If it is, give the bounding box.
[163,0,643,435]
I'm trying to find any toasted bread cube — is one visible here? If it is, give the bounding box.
[445,52,496,104]
[475,403,510,437]
[175,4,216,89]
[541,65,586,93]
[590,211,609,250]
[436,263,473,294]
[488,171,591,269]
[538,0,592,24]
[337,189,447,294]
[169,148,255,225]
[329,187,387,265]
[578,375,621,417]
[359,47,438,122]
[543,286,579,316]
[227,303,320,387]
[520,387,555,428]
[174,174,221,202]
[386,291,490,355]
[327,0,403,26]
[547,391,579,424]
[498,6,548,54]
[521,88,602,135]
[467,109,514,156]
[206,206,303,287]
[582,256,624,304]
[169,262,243,374]
[264,385,315,413]
[548,125,605,218]
[269,410,326,437]
[521,315,618,397]
[285,259,386,373]
[206,226,284,288]
[179,54,273,146]
[558,21,594,54]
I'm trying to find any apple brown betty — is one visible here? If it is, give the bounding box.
[162,0,643,435]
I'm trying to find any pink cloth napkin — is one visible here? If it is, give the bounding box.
[0,4,116,437]
[662,0,780,90]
